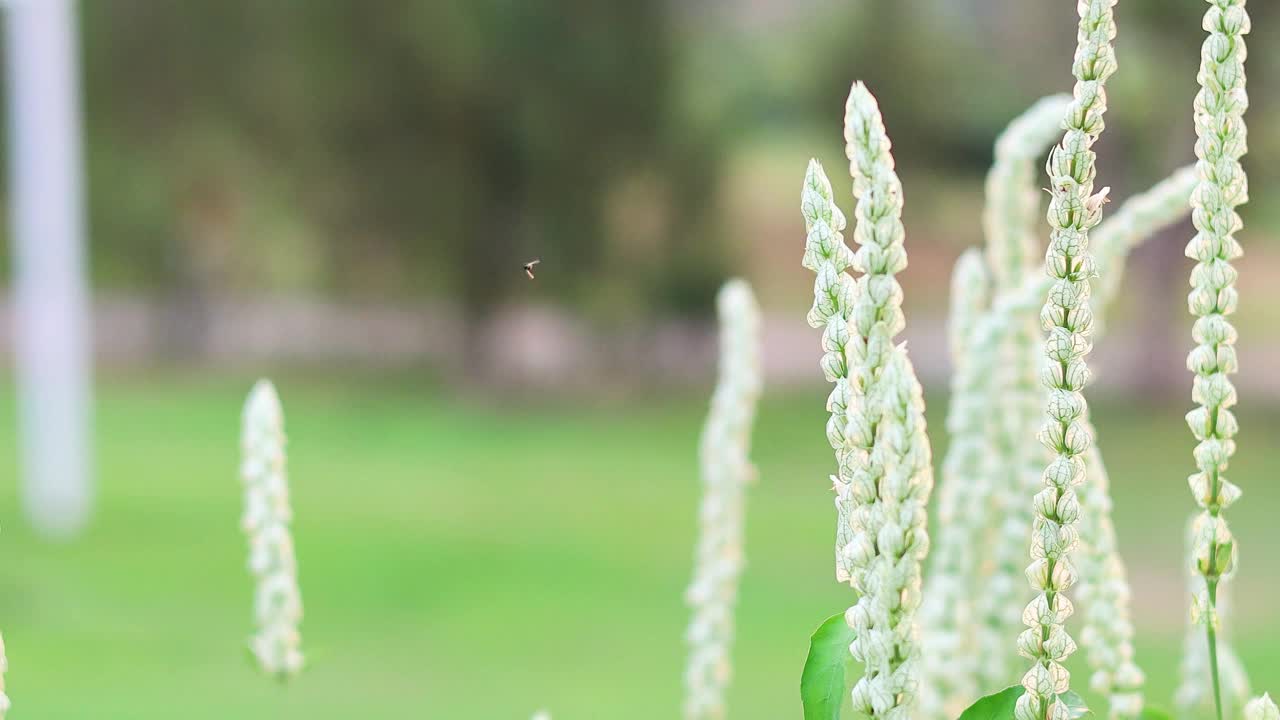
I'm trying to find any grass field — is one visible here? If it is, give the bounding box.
[0,375,1275,718]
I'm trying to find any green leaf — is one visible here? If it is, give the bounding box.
[957,685,1023,720]
[800,612,857,720]
[1138,706,1174,720]
[1060,690,1093,720]
[956,686,1095,720]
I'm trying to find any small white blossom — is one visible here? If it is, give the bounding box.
[1246,695,1279,720]
[241,379,304,678]
[684,280,762,720]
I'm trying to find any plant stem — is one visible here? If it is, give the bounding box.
[1206,578,1223,720]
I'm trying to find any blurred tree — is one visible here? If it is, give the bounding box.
[74,0,726,371]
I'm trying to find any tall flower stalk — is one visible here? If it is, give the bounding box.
[1016,3,1119,720]
[241,379,305,679]
[802,82,934,720]
[1183,3,1250,720]
[974,96,1069,694]
[684,279,763,720]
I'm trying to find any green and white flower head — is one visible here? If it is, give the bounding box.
[1076,444,1144,719]
[685,279,762,720]
[0,631,9,718]
[1017,2,1118,720]
[803,82,933,720]
[1176,516,1251,720]
[1246,695,1279,720]
[919,249,989,719]
[241,379,304,679]
[1183,5,1249,718]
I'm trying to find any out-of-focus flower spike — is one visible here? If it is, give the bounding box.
[241,379,304,679]
[1076,441,1144,719]
[684,279,763,720]
[919,249,990,719]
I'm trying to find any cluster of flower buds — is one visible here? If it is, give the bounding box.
[803,82,934,720]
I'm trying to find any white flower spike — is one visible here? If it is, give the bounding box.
[1076,443,1144,719]
[684,279,762,720]
[919,249,989,719]
[1092,166,1197,334]
[1183,1,1250,718]
[1017,3,1119,720]
[241,379,304,679]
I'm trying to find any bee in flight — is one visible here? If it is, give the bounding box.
[523,259,541,279]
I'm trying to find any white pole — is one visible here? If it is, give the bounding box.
[5,0,93,537]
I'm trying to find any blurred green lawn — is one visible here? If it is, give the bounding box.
[0,375,1275,718]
